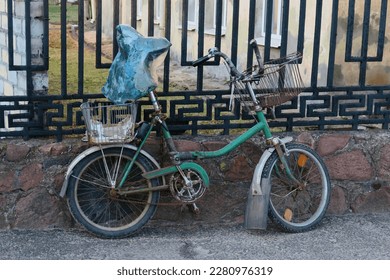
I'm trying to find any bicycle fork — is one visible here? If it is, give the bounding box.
[269,137,302,186]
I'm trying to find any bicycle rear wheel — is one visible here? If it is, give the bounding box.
[263,143,331,232]
[66,147,161,238]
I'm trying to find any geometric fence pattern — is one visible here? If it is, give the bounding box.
[1,0,389,141]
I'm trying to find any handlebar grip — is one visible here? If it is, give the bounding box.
[250,39,264,71]
[192,55,211,67]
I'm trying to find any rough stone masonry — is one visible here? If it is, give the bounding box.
[1,130,390,230]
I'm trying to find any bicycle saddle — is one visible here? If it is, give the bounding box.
[102,24,171,104]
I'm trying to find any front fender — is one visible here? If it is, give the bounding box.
[250,136,293,195]
[250,148,274,196]
[59,144,162,197]
[245,137,293,230]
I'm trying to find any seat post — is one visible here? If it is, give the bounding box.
[149,91,160,112]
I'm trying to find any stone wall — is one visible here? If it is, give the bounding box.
[1,130,390,230]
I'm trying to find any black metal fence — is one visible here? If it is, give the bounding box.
[1,0,390,141]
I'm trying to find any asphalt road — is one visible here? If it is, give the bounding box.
[1,212,389,260]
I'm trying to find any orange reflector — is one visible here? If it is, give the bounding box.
[298,154,308,168]
[284,208,293,222]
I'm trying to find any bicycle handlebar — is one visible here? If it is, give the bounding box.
[192,47,242,77]
[192,54,212,67]
[192,47,220,67]
[250,39,264,73]
[192,39,265,78]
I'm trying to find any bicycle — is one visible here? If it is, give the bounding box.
[60,26,331,239]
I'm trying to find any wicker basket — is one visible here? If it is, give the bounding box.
[81,102,138,144]
[234,52,303,110]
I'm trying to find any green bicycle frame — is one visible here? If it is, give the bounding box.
[171,111,272,160]
[117,109,273,189]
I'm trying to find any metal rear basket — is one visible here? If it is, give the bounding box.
[81,102,138,144]
[233,52,303,110]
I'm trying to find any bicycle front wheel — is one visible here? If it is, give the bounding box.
[66,147,161,238]
[263,143,331,232]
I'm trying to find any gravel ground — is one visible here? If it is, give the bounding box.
[1,213,389,260]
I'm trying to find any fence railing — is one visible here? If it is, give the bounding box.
[1,0,390,141]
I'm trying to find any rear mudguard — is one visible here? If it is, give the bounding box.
[59,144,165,197]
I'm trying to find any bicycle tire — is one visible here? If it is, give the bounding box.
[66,147,161,238]
[263,143,331,232]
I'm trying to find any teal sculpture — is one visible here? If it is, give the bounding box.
[102,25,171,104]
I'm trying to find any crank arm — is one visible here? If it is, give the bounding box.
[142,162,210,188]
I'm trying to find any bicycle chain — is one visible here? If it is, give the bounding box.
[111,196,192,207]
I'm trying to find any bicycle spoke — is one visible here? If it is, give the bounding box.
[67,147,161,237]
[267,144,331,232]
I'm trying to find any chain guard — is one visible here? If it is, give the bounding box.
[169,169,206,203]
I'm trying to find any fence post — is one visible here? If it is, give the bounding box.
[0,0,47,134]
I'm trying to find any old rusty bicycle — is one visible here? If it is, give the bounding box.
[60,25,331,238]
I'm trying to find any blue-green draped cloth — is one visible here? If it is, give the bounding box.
[102,25,171,104]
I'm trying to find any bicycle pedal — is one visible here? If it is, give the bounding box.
[187,203,200,215]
